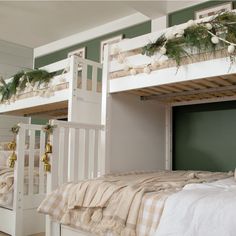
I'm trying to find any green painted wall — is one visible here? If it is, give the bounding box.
[173,101,236,172]
[31,117,48,125]
[35,21,151,68]
[169,1,236,26]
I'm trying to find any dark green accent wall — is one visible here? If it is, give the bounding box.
[173,101,236,172]
[35,21,151,68]
[31,117,48,125]
[169,1,236,26]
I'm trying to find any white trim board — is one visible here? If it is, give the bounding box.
[34,13,150,58]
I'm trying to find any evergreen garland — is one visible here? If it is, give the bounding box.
[142,11,236,67]
[0,69,56,103]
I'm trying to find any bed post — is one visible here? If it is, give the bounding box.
[101,44,111,175]
[46,121,60,236]
[165,104,172,170]
[13,124,25,236]
[68,55,79,122]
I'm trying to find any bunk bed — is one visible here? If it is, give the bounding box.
[0,56,103,124]
[40,11,236,236]
[0,56,103,236]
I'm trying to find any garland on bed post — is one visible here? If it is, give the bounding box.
[8,125,20,168]
[113,11,236,74]
[41,124,56,172]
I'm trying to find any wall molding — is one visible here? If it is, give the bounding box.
[34,13,150,58]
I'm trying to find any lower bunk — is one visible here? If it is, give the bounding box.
[40,170,236,236]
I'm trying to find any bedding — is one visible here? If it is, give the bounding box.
[154,177,236,236]
[38,170,232,236]
[0,166,43,208]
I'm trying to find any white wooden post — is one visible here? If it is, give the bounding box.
[101,44,111,175]
[13,124,26,236]
[165,104,172,170]
[68,55,79,122]
[46,121,60,236]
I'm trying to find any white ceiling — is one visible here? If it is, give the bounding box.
[0,1,206,48]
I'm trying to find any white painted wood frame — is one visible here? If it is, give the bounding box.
[0,56,103,125]
[0,123,47,236]
[46,120,104,236]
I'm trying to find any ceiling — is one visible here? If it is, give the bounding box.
[0,1,206,48]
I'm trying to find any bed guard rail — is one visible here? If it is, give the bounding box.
[47,120,105,192]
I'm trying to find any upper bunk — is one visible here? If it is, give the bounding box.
[104,10,236,105]
[0,56,102,117]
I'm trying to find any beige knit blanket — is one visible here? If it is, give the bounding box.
[38,170,232,235]
[0,167,40,206]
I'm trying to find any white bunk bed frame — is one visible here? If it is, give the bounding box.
[44,120,105,236]
[0,56,102,236]
[0,56,102,124]
[45,13,236,236]
[0,122,46,236]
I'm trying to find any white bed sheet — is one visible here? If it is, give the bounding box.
[154,177,236,236]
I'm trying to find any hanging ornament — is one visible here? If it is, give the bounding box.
[160,47,167,55]
[205,23,213,30]
[228,45,235,54]
[8,125,20,168]
[187,19,196,28]
[124,65,130,72]
[130,68,137,76]
[211,36,219,44]
[143,66,151,74]
[176,29,185,37]
[41,123,56,172]
[165,30,175,40]
[117,54,125,64]
[111,46,121,55]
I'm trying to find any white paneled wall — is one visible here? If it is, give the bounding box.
[107,93,167,173]
[0,40,33,78]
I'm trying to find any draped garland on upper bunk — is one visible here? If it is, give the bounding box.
[112,11,236,76]
[0,69,56,104]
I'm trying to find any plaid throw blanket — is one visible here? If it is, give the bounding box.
[38,171,232,236]
[0,166,41,206]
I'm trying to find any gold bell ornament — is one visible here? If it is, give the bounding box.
[41,153,48,163]
[8,141,16,150]
[45,143,52,153]
[8,140,17,168]
[9,152,17,168]
[43,161,51,172]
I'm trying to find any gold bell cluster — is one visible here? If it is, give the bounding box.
[41,142,52,172]
[8,140,17,168]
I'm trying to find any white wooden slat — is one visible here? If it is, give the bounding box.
[62,128,69,184]
[40,58,70,73]
[81,63,88,91]
[28,130,35,196]
[73,128,80,182]
[58,128,65,186]
[84,129,90,179]
[92,66,98,92]
[13,126,26,234]
[58,127,69,185]
[52,120,103,130]
[77,57,102,69]
[93,129,99,178]
[39,131,46,194]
